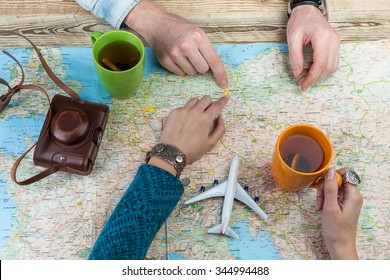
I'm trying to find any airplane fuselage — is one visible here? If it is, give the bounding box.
[185,155,269,239]
[221,156,239,235]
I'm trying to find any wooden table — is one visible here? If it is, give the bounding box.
[0,0,389,48]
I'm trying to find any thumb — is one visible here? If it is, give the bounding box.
[288,35,304,77]
[323,168,341,211]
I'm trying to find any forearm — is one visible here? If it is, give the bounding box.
[88,164,183,260]
[148,157,177,177]
[327,241,359,260]
[123,0,177,43]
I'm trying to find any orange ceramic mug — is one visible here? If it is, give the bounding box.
[271,124,342,192]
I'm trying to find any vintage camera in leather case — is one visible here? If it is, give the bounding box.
[0,32,110,185]
[34,95,109,175]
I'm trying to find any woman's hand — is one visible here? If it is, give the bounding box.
[160,95,229,164]
[148,95,229,176]
[316,168,364,259]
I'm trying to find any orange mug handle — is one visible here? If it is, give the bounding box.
[336,172,343,188]
[312,172,343,188]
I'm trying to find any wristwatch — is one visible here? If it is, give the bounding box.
[287,0,328,19]
[146,143,187,178]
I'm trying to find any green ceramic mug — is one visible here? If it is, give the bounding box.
[91,30,145,99]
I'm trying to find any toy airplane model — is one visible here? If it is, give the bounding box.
[185,156,269,238]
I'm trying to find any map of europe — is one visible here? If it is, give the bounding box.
[0,40,389,259]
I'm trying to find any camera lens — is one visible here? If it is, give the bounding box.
[50,107,91,145]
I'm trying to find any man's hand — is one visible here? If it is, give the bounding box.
[287,5,340,91]
[124,0,229,89]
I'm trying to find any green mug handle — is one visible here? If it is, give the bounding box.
[91,31,104,44]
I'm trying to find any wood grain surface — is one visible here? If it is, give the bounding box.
[0,0,389,47]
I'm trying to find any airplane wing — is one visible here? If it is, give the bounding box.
[235,183,270,222]
[185,181,227,205]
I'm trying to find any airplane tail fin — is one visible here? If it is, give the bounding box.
[226,226,239,238]
[208,224,238,239]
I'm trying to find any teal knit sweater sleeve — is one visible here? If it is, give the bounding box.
[88,164,184,259]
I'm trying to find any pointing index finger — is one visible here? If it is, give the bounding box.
[198,42,229,89]
[205,95,229,118]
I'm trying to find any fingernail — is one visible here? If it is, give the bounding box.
[326,168,335,180]
[220,80,228,89]
[292,67,301,77]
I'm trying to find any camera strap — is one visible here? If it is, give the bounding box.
[0,32,81,185]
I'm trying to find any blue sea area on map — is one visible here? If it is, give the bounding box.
[58,47,167,105]
[0,49,47,253]
[168,220,285,260]
[0,48,33,85]
[216,43,288,69]
[58,47,112,105]
[0,115,44,156]
[0,115,44,251]
[229,221,284,260]
[168,253,189,260]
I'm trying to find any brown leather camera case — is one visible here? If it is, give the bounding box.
[34,95,109,175]
[1,32,111,185]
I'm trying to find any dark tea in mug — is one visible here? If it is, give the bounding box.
[98,40,141,71]
[280,134,324,173]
